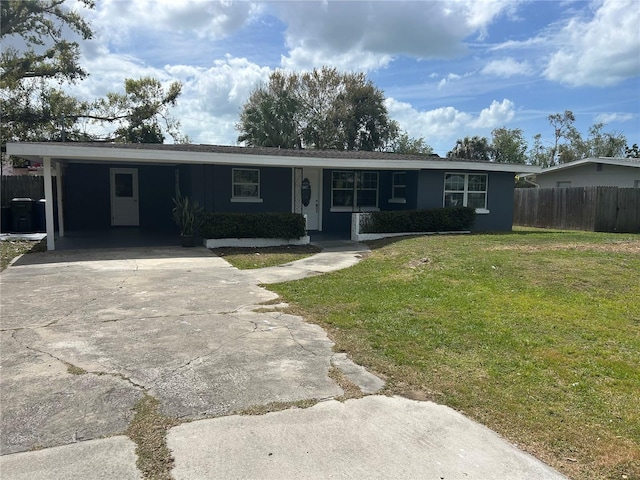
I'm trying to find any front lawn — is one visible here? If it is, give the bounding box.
[0,239,46,271]
[269,228,640,480]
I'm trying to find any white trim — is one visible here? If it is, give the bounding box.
[230,197,263,203]
[443,172,488,210]
[43,157,55,251]
[6,143,541,173]
[475,208,490,214]
[388,198,407,204]
[520,157,639,178]
[205,236,310,248]
[232,167,260,201]
[331,206,380,213]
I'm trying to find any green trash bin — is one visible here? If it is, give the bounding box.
[10,198,35,233]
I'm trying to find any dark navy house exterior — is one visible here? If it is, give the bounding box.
[7,143,540,250]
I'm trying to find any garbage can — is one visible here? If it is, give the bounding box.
[36,199,47,232]
[10,198,35,233]
[1,206,11,233]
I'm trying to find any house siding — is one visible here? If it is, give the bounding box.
[535,163,640,188]
[416,170,515,231]
[190,165,292,214]
[64,163,177,232]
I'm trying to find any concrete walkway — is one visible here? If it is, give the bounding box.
[0,242,567,480]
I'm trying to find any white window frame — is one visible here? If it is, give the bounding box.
[330,170,379,212]
[389,171,407,204]
[443,172,489,214]
[231,168,263,203]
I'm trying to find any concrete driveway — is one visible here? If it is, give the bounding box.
[0,244,566,479]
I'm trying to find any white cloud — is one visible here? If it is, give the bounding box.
[167,56,272,143]
[544,0,640,86]
[594,112,636,124]
[472,99,515,128]
[481,58,533,77]
[386,97,517,154]
[274,1,516,70]
[91,0,261,42]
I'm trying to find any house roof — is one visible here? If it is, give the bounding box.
[520,157,639,177]
[7,142,541,173]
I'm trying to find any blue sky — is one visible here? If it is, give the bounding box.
[63,0,639,156]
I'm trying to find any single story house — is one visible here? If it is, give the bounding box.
[521,157,640,188]
[6,142,540,250]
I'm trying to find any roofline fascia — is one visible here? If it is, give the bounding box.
[6,143,541,173]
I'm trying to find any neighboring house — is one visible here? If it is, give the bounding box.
[521,157,640,188]
[6,142,540,250]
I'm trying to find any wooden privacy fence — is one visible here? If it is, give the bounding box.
[514,186,640,233]
[1,176,45,206]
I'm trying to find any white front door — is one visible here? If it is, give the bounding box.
[302,168,321,231]
[110,168,139,226]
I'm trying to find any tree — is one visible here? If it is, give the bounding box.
[237,70,301,148]
[0,0,93,88]
[237,67,397,151]
[528,133,551,167]
[447,136,492,161]
[89,77,186,143]
[626,143,640,158]
[490,127,528,164]
[547,110,576,165]
[388,131,434,155]
[1,0,94,156]
[585,123,626,157]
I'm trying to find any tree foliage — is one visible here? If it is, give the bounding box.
[237,67,398,151]
[528,111,627,166]
[1,1,186,155]
[490,127,528,164]
[447,135,492,161]
[0,0,93,88]
[1,0,94,152]
[626,143,640,158]
[89,77,186,143]
[388,131,434,155]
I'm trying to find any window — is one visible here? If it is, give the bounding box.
[391,172,406,201]
[331,171,379,210]
[556,181,571,188]
[444,173,487,211]
[634,180,640,189]
[232,168,261,201]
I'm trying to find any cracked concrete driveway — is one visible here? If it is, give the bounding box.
[0,247,346,455]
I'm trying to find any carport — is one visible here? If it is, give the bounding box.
[5,142,310,251]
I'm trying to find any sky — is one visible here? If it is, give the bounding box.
[56,0,640,156]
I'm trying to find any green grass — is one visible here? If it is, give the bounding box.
[269,228,640,480]
[0,239,46,271]
[211,244,320,269]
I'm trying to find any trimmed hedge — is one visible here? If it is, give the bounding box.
[200,212,306,239]
[360,207,476,233]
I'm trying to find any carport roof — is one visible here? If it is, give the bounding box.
[7,142,540,173]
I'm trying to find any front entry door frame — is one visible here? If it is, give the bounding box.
[110,167,140,226]
[302,167,322,231]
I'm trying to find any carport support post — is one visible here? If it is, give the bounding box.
[43,157,56,251]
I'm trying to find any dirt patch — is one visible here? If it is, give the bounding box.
[487,241,640,254]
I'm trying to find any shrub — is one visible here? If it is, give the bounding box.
[360,207,475,233]
[200,212,306,239]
